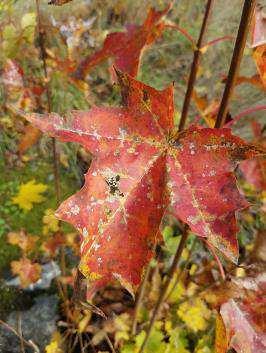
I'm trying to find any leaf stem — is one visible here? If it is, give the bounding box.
[225,104,266,128]
[164,24,196,47]
[35,0,61,205]
[215,0,256,128]
[138,226,189,353]
[178,0,214,131]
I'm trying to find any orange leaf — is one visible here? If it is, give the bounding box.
[7,230,37,254]
[11,258,41,288]
[42,232,65,256]
[18,125,42,154]
[215,313,228,353]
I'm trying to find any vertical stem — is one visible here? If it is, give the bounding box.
[215,0,256,128]
[35,1,67,300]
[164,237,196,303]
[35,0,61,204]
[131,261,152,335]
[138,226,189,353]
[178,0,214,131]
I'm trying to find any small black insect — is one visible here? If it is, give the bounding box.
[105,175,124,197]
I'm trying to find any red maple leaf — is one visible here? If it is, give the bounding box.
[25,72,262,298]
[220,285,266,353]
[74,4,171,80]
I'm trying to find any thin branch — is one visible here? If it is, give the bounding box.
[35,0,61,204]
[178,0,214,131]
[104,333,117,353]
[164,24,196,47]
[131,260,153,336]
[225,105,266,127]
[204,241,225,280]
[215,0,256,128]
[0,319,40,353]
[17,312,25,353]
[201,35,234,51]
[164,237,196,302]
[138,226,189,353]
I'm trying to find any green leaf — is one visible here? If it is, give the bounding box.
[3,24,17,41]
[21,12,36,43]
[135,322,167,353]
[162,226,180,254]
[2,24,18,57]
[21,12,36,29]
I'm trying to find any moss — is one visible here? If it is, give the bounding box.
[0,284,35,317]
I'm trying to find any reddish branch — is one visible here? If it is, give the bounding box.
[215,0,256,128]
[178,0,214,131]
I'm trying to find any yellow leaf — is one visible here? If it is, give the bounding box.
[12,180,47,211]
[45,331,63,353]
[177,298,211,332]
[7,230,37,253]
[42,209,59,235]
[78,311,91,333]
[21,12,36,29]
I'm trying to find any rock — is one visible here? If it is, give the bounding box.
[0,295,58,353]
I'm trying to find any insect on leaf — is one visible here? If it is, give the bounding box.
[25,71,263,298]
[74,4,171,80]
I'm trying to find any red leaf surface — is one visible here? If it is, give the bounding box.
[251,5,266,48]
[74,5,170,80]
[220,298,266,353]
[25,72,262,298]
[240,122,266,190]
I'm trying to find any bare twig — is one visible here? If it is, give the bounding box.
[0,319,40,353]
[225,105,266,128]
[138,226,189,353]
[17,312,25,353]
[164,24,196,47]
[104,333,117,353]
[178,0,214,131]
[204,241,226,280]
[215,0,256,128]
[164,237,196,302]
[35,0,69,303]
[131,260,153,336]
